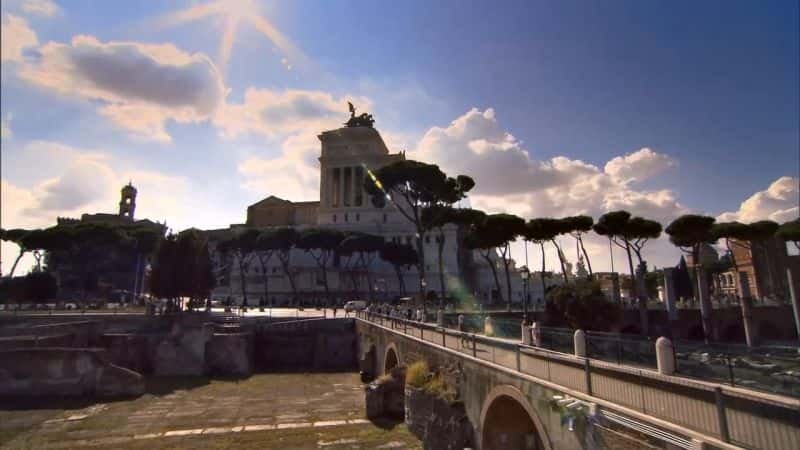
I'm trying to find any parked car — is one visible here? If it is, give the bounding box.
[344,300,368,312]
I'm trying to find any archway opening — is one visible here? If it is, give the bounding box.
[384,347,398,374]
[482,395,544,450]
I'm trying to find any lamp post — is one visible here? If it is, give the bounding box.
[420,278,427,313]
[521,266,530,325]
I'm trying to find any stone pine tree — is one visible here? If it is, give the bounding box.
[0,228,43,277]
[379,242,418,297]
[364,160,473,310]
[524,219,558,300]
[274,228,300,306]
[562,215,594,278]
[256,227,300,306]
[218,228,259,308]
[465,213,525,308]
[594,211,658,336]
[542,218,572,283]
[712,221,767,346]
[666,214,717,342]
[297,228,345,307]
[339,232,384,302]
[253,229,278,308]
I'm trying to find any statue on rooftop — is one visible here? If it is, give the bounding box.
[345,102,375,128]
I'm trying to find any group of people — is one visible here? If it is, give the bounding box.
[365,303,422,321]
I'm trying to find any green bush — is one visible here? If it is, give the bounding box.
[405,360,429,388]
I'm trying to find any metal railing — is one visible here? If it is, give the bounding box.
[355,311,800,450]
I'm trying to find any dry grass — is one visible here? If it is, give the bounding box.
[405,361,429,388]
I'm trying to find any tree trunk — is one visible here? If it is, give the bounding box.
[363,254,374,303]
[416,233,427,309]
[259,254,270,308]
[623,243,647,336]
[394,266,406,296]
[539,242,547,302]
[238,254,248,307]
[437,231,446,309]
[694,245,714,343]
[578,235,593,277]
[481,250,503,305]
[279,252,298,305]
[502,244,513,310]
[8,249,25,277]
[727,241,755,346]
[321,262,330,307]
[551,240,569,283]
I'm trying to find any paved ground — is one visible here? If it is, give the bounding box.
[0,373,421,449]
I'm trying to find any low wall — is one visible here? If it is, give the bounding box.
[254,318,357,371]
[0,348,144,397]
[0,333,77,351]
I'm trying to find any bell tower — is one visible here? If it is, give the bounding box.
[119,182,137,220]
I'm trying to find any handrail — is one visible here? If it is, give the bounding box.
[356,311,800,450]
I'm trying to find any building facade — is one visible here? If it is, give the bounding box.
[213,111,535,306]
[48,183,166,301]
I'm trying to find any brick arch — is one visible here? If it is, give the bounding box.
[479,385,551,450]
[383,342,401,375]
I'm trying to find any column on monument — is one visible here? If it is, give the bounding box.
[339,166,346,208]
[351,166,358,207]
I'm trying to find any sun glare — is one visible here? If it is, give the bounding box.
[151,0,306,75]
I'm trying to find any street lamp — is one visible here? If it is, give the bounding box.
[420,278,427,314]
[520,266,530,324]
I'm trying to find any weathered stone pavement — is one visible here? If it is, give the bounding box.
[0,373,421,449]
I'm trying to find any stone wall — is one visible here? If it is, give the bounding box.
[206,333,253,376]
[405,387,474,450]
[0,348,144,397]
[254,318,357,371]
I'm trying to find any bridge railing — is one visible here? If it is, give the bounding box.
[356,311,800,450]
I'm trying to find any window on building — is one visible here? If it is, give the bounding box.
[356,213,360,222]
[333,214,337,223]
[425,236,430,244]
[383,213,387,223]
[345,213,349,222]
[405,236,411,245]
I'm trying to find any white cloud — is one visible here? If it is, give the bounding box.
[238,133,321,201]
[215,88,370,138]
[21,0,60,17]
[19,35,226,141]
[717,176,800,223]
[1,14,38,62]
[604,147,676,185]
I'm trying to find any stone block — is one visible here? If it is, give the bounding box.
[205,333,253,376]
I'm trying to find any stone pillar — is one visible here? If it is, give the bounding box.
[484,316,494,337]
[521,323,531,345]
[352,165,359,207]
[339,167,346,209]
[663,267,678,321]
[574,329,586,357]
[655,337,675,375]
[437,310,444,327]
[531,322,541,347]
[457,314,464,331]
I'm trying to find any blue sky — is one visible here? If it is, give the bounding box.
[1,0,798,275]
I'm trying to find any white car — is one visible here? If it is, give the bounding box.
[344,300,367,312]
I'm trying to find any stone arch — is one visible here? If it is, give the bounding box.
[383,342,400,375]
[480,385,551,450]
